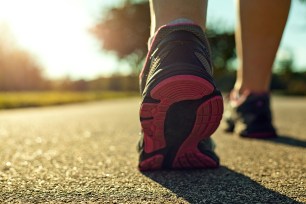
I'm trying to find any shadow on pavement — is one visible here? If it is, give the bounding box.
[142,166,300,204]
[264,135,306,148]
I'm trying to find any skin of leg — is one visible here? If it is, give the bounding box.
[149,0,208,36]
[235,0,291,93]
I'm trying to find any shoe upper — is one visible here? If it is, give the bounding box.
[225,90,277,138]
[139,24,213,95]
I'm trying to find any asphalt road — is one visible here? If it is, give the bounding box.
[0,96,305,203]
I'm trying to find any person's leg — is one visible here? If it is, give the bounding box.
[235,0,291,93]
[225,0,291,138]
[149,0,207,35]
[139,0,223,171]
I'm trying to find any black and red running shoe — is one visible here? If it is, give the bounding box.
[224,90,277,138]
[138,24,223,171]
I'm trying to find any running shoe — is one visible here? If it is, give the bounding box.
[224,90,277,138]
[138,24,223,171]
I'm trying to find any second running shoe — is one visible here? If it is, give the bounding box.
[224,90,277,138]
[138,24,223,171]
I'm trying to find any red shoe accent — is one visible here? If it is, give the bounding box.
[139,155,164,171]
[173,152,218,169]
[140,75,214,154]
[172,96,223,169]
[151,75,214,101]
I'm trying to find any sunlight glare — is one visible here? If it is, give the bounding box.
[0,0,118,79]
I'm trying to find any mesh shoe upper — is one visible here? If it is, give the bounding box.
[139,24,213,94]
[225,90,277,138]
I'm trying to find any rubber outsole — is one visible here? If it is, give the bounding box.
[225,120,277,139]
[139,75,223,171]
[240,131,277,139]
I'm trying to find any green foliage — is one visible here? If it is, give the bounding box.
[280,71,306,95]
[0,91,138,110]
[207,30,236,71]
[52,75,139,92]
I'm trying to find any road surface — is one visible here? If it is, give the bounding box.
[0,96,305,203]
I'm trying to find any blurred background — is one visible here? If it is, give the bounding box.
[0,0,305,109]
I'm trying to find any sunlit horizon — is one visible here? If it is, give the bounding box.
[0,0,126,80]
[0,0,305,80]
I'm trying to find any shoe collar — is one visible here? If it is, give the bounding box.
[229,89,270,107]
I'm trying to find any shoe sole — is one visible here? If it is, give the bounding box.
[225,119,277,138]
[139,75,223,171]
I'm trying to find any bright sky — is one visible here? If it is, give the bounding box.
[0,0,305,79]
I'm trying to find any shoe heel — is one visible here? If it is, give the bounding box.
[171,96,223,169]
[140,75,216,154]
[139,75,221,170]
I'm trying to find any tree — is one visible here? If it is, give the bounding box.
[93,1,236,76]
[0,24,48,91]
[92,1,150,73]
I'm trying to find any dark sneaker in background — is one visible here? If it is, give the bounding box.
[138,24,223,171]
[224,90,277,138]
